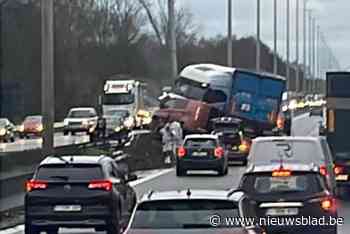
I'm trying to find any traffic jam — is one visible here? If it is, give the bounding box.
[23,65,346,234]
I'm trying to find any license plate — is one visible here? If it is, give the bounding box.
[54,205,82,212]
[266,208,298,216]
[232,146,238,151]
[192,152,208,157]
[336,174,349,181]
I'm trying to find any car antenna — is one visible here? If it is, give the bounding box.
[52,155,69,164]
[70,156,74,162]
[147,190,154,199]
[186,188,191,197]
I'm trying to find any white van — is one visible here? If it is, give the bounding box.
[248,136,336,193]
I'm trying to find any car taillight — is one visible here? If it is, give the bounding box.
[26,180,48,192]
[334,165,344,175]
[177,147,186,158]
[214,147,224,158]
[239,140,250,153]
[88,180,112,191]
[272,168,291,177]
[320,165,328,176]
[276,115,285,129]
[309,197,336,212]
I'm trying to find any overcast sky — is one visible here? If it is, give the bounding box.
[177,0,347,69]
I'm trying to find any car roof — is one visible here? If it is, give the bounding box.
[245,163,319,174]
[69,107,96,111]
[184,134,218,140]
[253,136,323,143]
[139,189,244,203]
[39,155,110,166]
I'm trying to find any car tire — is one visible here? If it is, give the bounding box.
[106,220,120,234]
[176,166,185,177]
[63,131,69,136]
[71,131,76,136]
[218,166,227,176]
[224,166,228,175]
[25,223,39,234]
[26,135,30,139]
[242,159,248,166]
[10,137,15,143]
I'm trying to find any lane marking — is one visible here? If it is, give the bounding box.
[129,168,174,187]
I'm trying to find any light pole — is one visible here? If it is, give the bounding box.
[312,17,316,92]
[286,0,290,90]
[41,0,54,156]
[308,11,313,92]
[295,0,300,92]
[168,0,177,79]
[256,0,260,72]
[273,0,277,74]
[227,0,233,67]
[302,0,308,92]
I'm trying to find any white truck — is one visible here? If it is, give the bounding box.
[102,80,149,129]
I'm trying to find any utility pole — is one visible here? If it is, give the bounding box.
[312,18,316,92]
[295,0,300,92]
[0,0,9,117]
[273,0,277,74]
[41,0,54,156]
[256,0,260,72]
[168,0,177,79]
[308,11,312,92]
[286,0,290,90]
[227,0,233,67]
[303,0,307,92]
[317,26,320,82]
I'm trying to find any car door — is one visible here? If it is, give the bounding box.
[110,161,129,220]
[320,138,336,193]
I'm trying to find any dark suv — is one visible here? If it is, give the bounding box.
[25,155,137,234]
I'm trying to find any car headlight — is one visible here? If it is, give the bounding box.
[37,124,43,132]
[88,120,95,125]
[0,128,6,136]
[63,119,69,126]
[18,125,24,132]
[124,117,135,129]
[114,126,122,132]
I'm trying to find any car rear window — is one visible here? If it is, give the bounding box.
[185,139,217,148]
[242,173,326,196]
[131,199,240,229]
[251,140,323,165]
[36,164,103,181]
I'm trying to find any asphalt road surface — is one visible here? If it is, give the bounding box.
[0,133,89,153]
[2,113,349,234]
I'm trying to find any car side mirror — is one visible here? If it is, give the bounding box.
[126,173,138,183]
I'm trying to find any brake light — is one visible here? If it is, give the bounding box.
[320,165,328,176]
[88,180,112,191]
[334,165,344,175]
[214,147,224,158]
[321,198,335,212]
[177,147,186,158]
[277,115,285,129]
[26,180,48,192]
[239,140,250,153]
[272,169,291,177]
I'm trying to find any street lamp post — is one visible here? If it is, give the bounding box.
[256,0,260,72]
[286,0,290,90]
[295,0,300,92]
[273,0,277,74]
[303,0,308,92]
[227,0,233,67]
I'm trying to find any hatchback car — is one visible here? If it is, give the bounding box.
[248,136,336,194]
[25,155,137,234]
[124,189,265,234]
[0,118,16,142]
[63,107,98,136]
[176,134,228,176]
[238,163,338,234]
[19,115,43,138]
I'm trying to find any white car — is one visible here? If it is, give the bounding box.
[248,136,336,194]
[63,107,98,135]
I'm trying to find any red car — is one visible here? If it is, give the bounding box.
[19,115,43,138]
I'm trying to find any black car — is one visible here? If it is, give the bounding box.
[124,189,265,234]
[103,109,131,143]
[211,117,250,165]
[176,134,228,176]
[25,155,138,234]
[238,163,338,234]
[0,118,15,142]
[332,151,350,196]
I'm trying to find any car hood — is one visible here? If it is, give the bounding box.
[125,228,247,234]
[65,117,96,122]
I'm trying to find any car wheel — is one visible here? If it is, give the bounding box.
[26,135,30,139]
[224,166,228,175]
[10,137,15,143]
[176,166,185,176]
[63,131,69,136]
[3,138,7,143]
[106,220,120,234]
[218,166,226,176]
[25,223,39,234]
[71,131,76,136]
[242,159,248,166]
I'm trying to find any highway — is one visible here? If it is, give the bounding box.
[1,113,349,234]
[0,133,89,153]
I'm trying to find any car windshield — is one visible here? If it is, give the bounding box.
[36,164,103,181]
[0,119,8,127]
[243,173,326,196]
[335,152,350,160]
[25,116,42,122]
[68,110,95,118]
[103,93,135,105]
[185,138,217,148]
[131,200,240,229]
[104,110,129,118]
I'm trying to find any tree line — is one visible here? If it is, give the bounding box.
[1,0,301,122]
